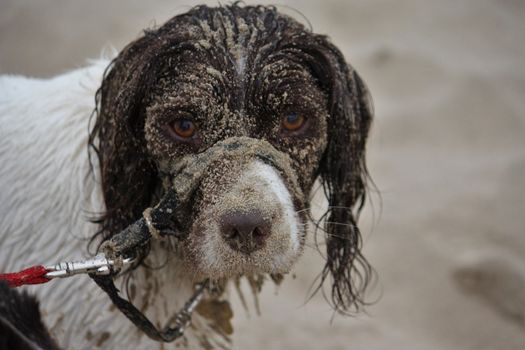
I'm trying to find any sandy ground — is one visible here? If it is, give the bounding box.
[1,0,524,349]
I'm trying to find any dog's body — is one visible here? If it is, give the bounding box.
[0,5,373,349]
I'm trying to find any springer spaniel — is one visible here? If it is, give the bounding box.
[0,4,373,349]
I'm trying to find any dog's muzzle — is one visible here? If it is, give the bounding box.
[102,136,302,260]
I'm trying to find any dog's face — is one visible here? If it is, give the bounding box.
[142,19,329,277]
[91,5,373,312]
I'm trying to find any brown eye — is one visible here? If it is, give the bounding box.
[170,118,196,139]
[282,113,306,132]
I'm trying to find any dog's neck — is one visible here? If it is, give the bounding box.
[121,241,234,348]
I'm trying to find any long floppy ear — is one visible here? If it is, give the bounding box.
[314,39,374,313]
[88,35,160,248]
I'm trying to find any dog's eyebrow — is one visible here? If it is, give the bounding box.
[256,58,320,87]
[146,101,210,124]
[153,62,229,100]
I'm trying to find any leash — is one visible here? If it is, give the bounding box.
[0,189,207,343]
[0,255,207,343]
[91,275,207,342]
[0,254,135,288]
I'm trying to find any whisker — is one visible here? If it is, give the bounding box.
[323,221,356,228]
[294,207,312,215]
[295,205,357,220]
[303,242,323,252]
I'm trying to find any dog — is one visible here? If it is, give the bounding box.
[0,4,373,349]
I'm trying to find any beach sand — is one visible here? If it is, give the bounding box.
[1,0,524,349]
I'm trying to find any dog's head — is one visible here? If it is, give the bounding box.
[90,4,373,312]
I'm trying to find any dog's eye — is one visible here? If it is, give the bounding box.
[282,113,306,132]
[170,118,196,139]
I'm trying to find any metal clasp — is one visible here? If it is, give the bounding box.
[45,254,135,279]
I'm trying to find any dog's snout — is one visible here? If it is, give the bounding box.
[220,211,271,254]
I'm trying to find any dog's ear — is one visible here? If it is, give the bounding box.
[89,31,173,244]
[311,38,374,313]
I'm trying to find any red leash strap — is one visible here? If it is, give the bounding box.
[0,265,50,288]
[0,254,136,288]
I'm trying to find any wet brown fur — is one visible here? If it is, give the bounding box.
[89,3,374,314]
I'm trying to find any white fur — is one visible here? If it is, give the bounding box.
[194,160,303,277]
[0,62,223,349]
[248,161,301,253]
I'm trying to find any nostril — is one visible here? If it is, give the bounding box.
[252,227,267,239]
[224,227,239,240]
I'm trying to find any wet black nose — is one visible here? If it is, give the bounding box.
[220,211,271,254]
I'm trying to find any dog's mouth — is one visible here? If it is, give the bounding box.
[157,137,307,279]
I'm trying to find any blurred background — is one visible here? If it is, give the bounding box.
[1,0,524,349]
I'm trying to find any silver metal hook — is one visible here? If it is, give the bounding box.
[45,254,136,279]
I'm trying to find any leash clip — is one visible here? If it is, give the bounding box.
[45,254,135,279]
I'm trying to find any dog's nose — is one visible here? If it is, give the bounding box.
[220,211,271,254]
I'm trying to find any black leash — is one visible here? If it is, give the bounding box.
[90,274,206,342]
[89,189,207,343]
